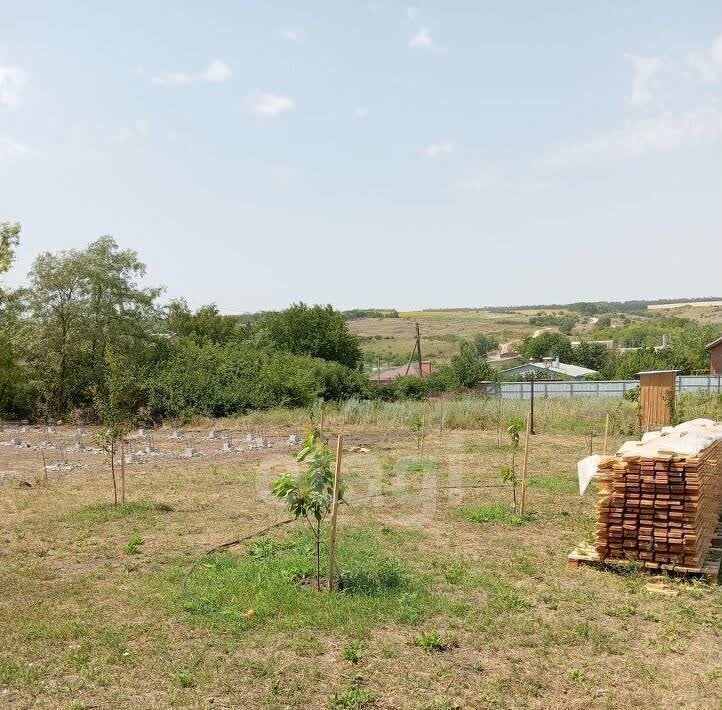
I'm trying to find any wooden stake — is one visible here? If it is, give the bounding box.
[519,414,531,515]
[589,430,594,456]
[120,436,126,505]
[110,438,118,506]
[41,450,48,482]
[603,413,609,455]
[328,434,343,592]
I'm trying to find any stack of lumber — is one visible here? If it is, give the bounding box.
[595,419,722,569]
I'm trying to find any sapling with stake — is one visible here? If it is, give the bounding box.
[507,416,524,449]
[272,430,346,590]
[499,463,518,513]
[501,415,525,513]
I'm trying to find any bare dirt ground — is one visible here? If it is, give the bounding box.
[1,421,721,709]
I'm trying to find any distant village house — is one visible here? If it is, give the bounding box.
[500,357,597,380]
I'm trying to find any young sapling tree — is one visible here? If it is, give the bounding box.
[272,430,346,590]
[499,463,518,513]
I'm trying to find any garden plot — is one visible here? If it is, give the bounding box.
[1,421,720,709]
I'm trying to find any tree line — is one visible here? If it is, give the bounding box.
[0,226,378,423]
[518,325,719,380]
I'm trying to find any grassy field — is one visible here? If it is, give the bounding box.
[347,305,722,367]
[1,416,720,709]
[347,310,545,365]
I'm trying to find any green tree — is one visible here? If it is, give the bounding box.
[570,341,609,372]
[449,341,495,388]
[258,303,362,368]
[24,237,160,417]
[473,333,499,356]
[0,222,31,415]
[520,332,573,362]
[0,222,20,276]
[165,299,240,344]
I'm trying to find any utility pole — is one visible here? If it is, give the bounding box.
[416,322,423,377]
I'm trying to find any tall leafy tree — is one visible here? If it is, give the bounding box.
[25,237,160,417]
[0,222,28,414]
[449,341,495,388]
[165,299,239,344]
[520,332,573,362]
[0,221,20,276]
[259,303,362,368]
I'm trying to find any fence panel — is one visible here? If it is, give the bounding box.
[480,375,722,400]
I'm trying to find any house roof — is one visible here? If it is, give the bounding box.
[705,336,722,350]
[500,361,598,378]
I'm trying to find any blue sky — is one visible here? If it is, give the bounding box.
[1,2,721,311]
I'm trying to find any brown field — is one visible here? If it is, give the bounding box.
[348,305,722,367]
[1,418,720,709]
[348,310,544,365]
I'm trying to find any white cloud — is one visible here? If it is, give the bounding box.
[152,59,232,87]
[687,32,722,81]
[247,91,295,117]
[406,6,420,21]
[203,59,232,83]
[0,65,28,108]
[626,54,663,106]
[545,108,722,167]
[281,28,305,42]
[456,171,501,192]
[353,106,370,119]
[409,28,434,50]
[114,119,150,143]
[152,71,194,87]
[423,140,454,158]
[0,137,28,160]
[134,119,149,137]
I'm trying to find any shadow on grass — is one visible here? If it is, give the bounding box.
[67,500,174,525]
[165,528,435,635]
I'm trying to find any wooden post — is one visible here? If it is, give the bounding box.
[603,413,609,455]
[120,436,126,505]
[328,434,343,591]
[416,322,423,376]
[110,438,118,506]
[519,414,531,515]
[41,450,48,482]
[589,430,594,456]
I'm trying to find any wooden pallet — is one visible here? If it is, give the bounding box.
[568,515,722,583]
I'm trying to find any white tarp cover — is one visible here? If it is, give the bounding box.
[577,419,722,495]
[577,455,602,495]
